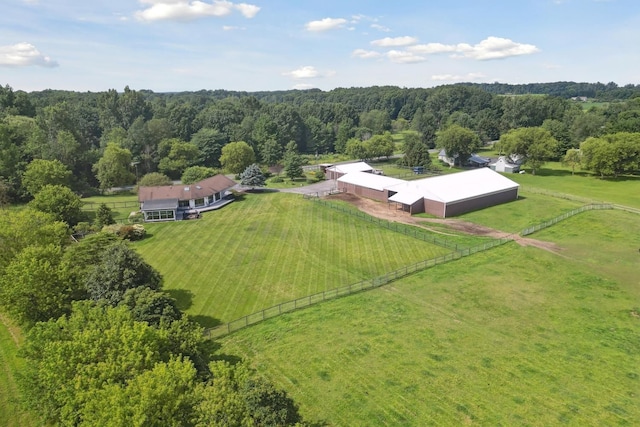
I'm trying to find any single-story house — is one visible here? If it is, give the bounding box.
[138,174,236,222]
[326,162,374,180]
[438,150,490,168]
[338,168,519,218]
[489,156,521,173]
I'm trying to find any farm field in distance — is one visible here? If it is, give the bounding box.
[219,209,640,425]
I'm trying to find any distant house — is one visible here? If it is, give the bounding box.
[138,174,236,222]
[489,156,521,173]
[438,150,490,168]
[326,162,374,180]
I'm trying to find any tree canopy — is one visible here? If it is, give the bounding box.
[498,127,559,175]
[436,125,482,166]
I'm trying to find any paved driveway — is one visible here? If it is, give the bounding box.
[277,179,338,195]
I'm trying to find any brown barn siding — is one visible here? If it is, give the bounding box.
[443,188,519,217]
[410,199,425,214]
[424,200,446,217]
[338,182,388,202]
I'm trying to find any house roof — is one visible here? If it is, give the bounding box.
[489,156,519,167]
[138,174,236,202]
[328,162,373,174]
[141,198,178,210]
[337,171,405,191]
[387,168,519,204]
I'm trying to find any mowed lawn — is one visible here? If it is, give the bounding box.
[133,193,450,323]
[0,316,37,427]
[219,209,640,426]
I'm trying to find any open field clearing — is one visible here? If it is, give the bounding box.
[0,316,36,427]
[219,213,640,425]
[133,193,452,323]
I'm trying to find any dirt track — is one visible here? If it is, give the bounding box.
[327,193,562,253]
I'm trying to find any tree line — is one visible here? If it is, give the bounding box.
[1,81,640,204]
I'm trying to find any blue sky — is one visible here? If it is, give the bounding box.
[1,0,638,92]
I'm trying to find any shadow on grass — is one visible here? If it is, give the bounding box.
[190,314,222,328]
[166,288,194,311]
[244,188,279,193]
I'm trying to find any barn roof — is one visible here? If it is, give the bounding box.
[388,191,423,205]
[328,162,373,174]
[337,171,405,191]
[138,174,236,202]
[404,168,519,203]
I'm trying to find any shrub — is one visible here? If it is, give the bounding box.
[270,176,284,183]
[102,223,146,241]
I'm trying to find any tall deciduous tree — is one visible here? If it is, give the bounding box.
[85,243,162,305]
[399,130,432,168]
[20,302,203,426]
[436,125,482,166]
[562,148,582,175]
[181,166,218,184]
[0,244,73,326]
[29,184,85,226]
[498,127,558,175]
[158,138,200,179]
[93,142,136,190]
[0,209,69,271]
[22,159,72,196]
[220,141,256,174]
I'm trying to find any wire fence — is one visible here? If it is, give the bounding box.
[520,203,613,236]
[203,237,511,339]
[82,200,139,211]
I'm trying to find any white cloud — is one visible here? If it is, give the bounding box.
[371,36,418,47]
[386,50,426,64]
[234,3,260,18]
[408,43,457,54]
[283,66,334,79]
[222,25,245,30]
[305,17,347,32]
[0,42,58,68]
[457,37,539,60]
[431,72,485,81]
[371,23,390,32]
[352,49,382,59]
[408,37,539,60]
[283,66,319,79]
[22,0,39,4]
[135,0,260,22]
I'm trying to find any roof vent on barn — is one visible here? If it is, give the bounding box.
[184,186,190,191]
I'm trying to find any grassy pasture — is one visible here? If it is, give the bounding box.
[219,210,640,425]
[0,316,37,427]
[133,193,451,324]
[80,191,139,222]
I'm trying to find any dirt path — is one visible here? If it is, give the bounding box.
[326,193,562,253]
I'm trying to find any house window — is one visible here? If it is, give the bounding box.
[145,210,175,221]
[194,198,205,207]
[178,200,190,208]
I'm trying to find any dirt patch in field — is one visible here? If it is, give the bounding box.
[326,193,562,254]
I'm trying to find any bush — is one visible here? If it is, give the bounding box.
[128,211,144,224]
[138,172,172,187]
[102,223,146,241]
[270,176,284,183]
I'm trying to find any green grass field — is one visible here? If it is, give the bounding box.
[81,191,140,222]
[0,316,37,427]
[133,193,451,324]
[219,209,640,426]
